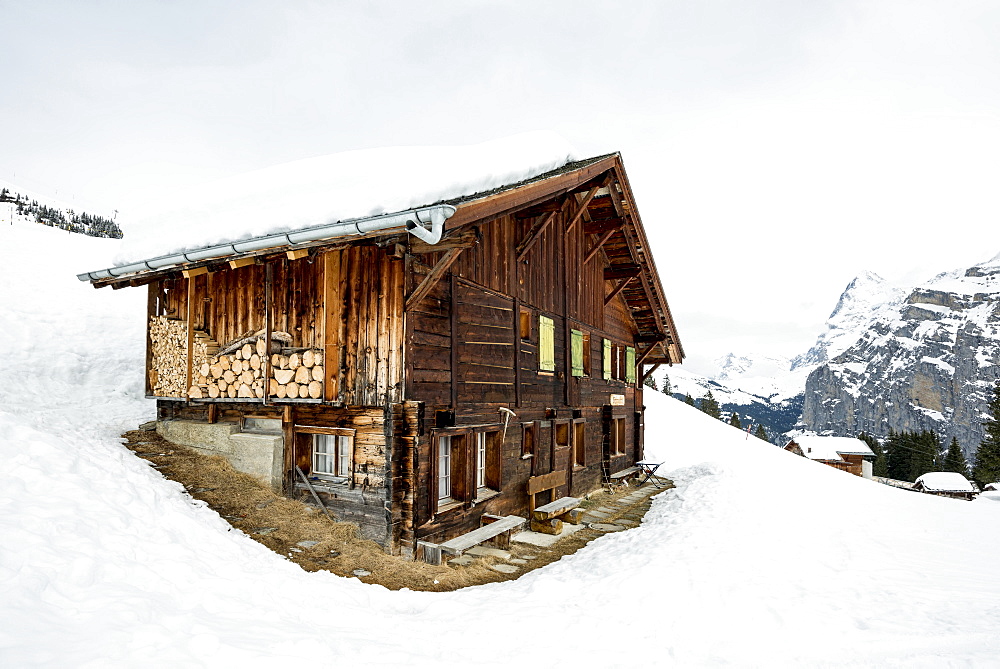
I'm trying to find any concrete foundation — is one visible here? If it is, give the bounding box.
[157,420,284,492]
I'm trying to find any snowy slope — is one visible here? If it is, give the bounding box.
[2,217,1000,667]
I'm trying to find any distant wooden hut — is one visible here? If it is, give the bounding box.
[784,435,874,478]
[78,148,684,559]
[913,472,978,500]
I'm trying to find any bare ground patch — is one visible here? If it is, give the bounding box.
[122,428,672,592]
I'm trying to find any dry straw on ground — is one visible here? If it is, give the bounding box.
[122,429,667,591]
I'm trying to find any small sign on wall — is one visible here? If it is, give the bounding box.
[610,394,625,406]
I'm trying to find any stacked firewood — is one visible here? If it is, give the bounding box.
[189,336,273,399]
[269,348,325,399]
[150,318,323,400]
[148,316,188,397]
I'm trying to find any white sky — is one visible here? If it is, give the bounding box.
[4,0,999,375]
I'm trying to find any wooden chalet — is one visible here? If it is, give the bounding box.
[78,151,684,559]
[785,436,875,479]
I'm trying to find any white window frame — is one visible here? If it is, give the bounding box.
[476,431,487,490]
[312,433,353,481]
[438,435,453,501]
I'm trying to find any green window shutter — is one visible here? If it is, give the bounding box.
[602,339,612,380]
[626,346,636,384]
[539,315,555,371]
[570,329,584,376]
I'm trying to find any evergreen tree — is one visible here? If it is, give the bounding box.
[973,380,1000,486]
[662,373,672,396]
[729,413,742,429]
[886,430,909,481]
[643,375,658,391]
[684,394,695,407]
[907,430,940,482]
[699,390,721,419]
[942,437,970,478]
[754,424,767,441]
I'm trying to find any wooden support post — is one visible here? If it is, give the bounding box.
[405,248,463,310]
[185,276,194,399]
[449,273,458,409]
[640,362,661,384]
[263,262,273,405]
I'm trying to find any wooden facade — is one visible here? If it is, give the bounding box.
[88,153,684,558]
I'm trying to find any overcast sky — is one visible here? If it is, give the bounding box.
[4,1,1000,375]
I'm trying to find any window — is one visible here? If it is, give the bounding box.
[297,428,356,485]
[625,346,636,385]
[574,419,586,467]
[519,308,532,340]
[539,315,555,371]
[611,416,626,455]
[602,338,612,380]
[522,421,536,458]
[438,435,454,501]
[476,432,487,490]
[432,428,502,514]
[583,333,591,375]
[570,329,584,377]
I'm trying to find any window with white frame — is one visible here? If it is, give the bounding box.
[311,433,353,482]
[432,427,501,514]
[438,435,453,501]
[476,431,487,491]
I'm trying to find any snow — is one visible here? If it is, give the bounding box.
[3,216,1000,666]
[914,472,977,493]
[112,132,578,266]
[788,435,875,461]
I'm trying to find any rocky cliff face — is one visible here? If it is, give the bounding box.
[801,255,1000,458]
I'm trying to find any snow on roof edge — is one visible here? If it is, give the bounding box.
[111,132,584,267]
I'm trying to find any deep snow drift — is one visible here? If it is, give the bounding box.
[2,218,1000,668]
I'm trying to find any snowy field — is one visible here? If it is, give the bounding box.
[3,217,1000,668]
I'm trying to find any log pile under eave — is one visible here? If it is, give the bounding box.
[149,316,324,400]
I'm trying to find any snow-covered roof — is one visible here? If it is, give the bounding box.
[914,472,977,493]
[112,131,578,267]
[786,435,874,461]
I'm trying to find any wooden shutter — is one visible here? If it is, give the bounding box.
[626,346,636,384]
[539,315,555,371]
[570,329,584,377]
[602,339,612,380]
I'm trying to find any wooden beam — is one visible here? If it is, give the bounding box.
[604,276,634,306]
[515,209,559,261]
[563,183,602,236]
[405,247,463,310]
[184,276,194,399]
[181,266,208,279]
[583,228,618,265]
[285,248,309,261]
[603,264,642,280]
[408,228,479,255]
[445,157,617,228]
[229,256,256,270]
[640,362,661,383]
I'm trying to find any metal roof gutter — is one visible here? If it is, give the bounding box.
[77,204,456,282]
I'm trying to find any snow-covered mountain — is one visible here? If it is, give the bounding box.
[801,253,1000,457]
[672,271,934,443]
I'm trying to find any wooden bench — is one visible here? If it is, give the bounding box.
[530,495,582,534]
[606,466,641,491]
[417,514,526,564]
